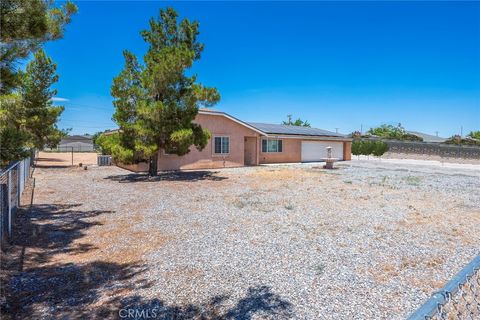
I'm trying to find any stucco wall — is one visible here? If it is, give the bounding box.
[260,138,352,163]
[259,138,301,164]
[343,141,352,161]
[113,112,352,172]
[156,113,259,170]
[115,161,149,172]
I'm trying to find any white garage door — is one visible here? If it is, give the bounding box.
[301,141,344,162]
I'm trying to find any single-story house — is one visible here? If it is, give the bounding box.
[50,135,94,152]
[118,109,352,172]
[406,131,447,143]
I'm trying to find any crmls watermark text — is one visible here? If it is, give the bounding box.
[119,308,159,319]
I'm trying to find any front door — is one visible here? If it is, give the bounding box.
[244,137,257,165]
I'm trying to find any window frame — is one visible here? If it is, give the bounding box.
[213,135,230,155]
[261,139,283,153]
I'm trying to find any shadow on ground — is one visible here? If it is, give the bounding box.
[0,203,145,319]
[104,171,228,183]
[1,196,292,320]
[34,157,71,168]
[11,203,112,264]
[97,285,293,319]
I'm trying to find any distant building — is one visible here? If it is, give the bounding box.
[50,135,94,152]
[406,131,447,143]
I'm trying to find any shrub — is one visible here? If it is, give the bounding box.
[95,133,120,155]
[444,135,480,146]
[351,140,362,156]
[468,131,480,140]
[361,140,375,155]
[352,139,389,157]
[401,133,423,142]
[372,140,389,157]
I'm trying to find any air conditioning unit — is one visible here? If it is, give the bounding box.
[97,155,112,166]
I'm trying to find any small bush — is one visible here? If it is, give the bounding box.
[351,140,362,156]
[352,140,389,157]
[444,134,480,146]
[468,131,480,140]
[95,132,120,155]
[372,141,389,157]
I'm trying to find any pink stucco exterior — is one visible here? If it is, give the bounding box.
[156,113,260,170]
[115,110,352,172]
[259,138,301,164]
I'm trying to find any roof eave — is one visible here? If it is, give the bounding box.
[264,134,352,141]
[198,110,267,135]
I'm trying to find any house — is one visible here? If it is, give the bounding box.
[406,131,447,143]
[51,135,94,152]
[118,109,352,172]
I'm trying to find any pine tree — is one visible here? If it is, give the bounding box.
[110,8,220,176]
[21,50,66,149]
[0,0,77,166]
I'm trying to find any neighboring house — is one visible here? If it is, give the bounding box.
[53,135,94,152]
[406,131,447,143]
[118,109,352,172]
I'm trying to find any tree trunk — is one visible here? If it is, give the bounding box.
[148,152,158,176]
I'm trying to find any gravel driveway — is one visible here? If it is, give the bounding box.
[4,159,480,319]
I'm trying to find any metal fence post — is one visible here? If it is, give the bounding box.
[17,162,21,204]
[22,159,26,192]
[7,169,12,238]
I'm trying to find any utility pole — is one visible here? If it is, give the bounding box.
[460,126,463,137]
[71,146,74,166]
[360,124,363,134]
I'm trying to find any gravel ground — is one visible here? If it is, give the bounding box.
[380,152,480,165]
[3,158,480,319]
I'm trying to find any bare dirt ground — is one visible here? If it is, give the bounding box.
[1,159,479,319]
[35,151,98,168]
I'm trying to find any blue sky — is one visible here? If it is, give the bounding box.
[45,1,480,136]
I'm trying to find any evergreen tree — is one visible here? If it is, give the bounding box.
[0,0,77,166]
[110,8,220,176]
[0,0,77,93]
[21,50,66,149]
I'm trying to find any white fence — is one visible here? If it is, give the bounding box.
[0,154,34,249]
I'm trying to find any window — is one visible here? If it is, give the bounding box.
[214,136,229,154]
[262,139,283,152]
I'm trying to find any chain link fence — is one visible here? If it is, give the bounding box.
[408,255,480,320]
[44,145,95,152]
[0,151,35,249]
